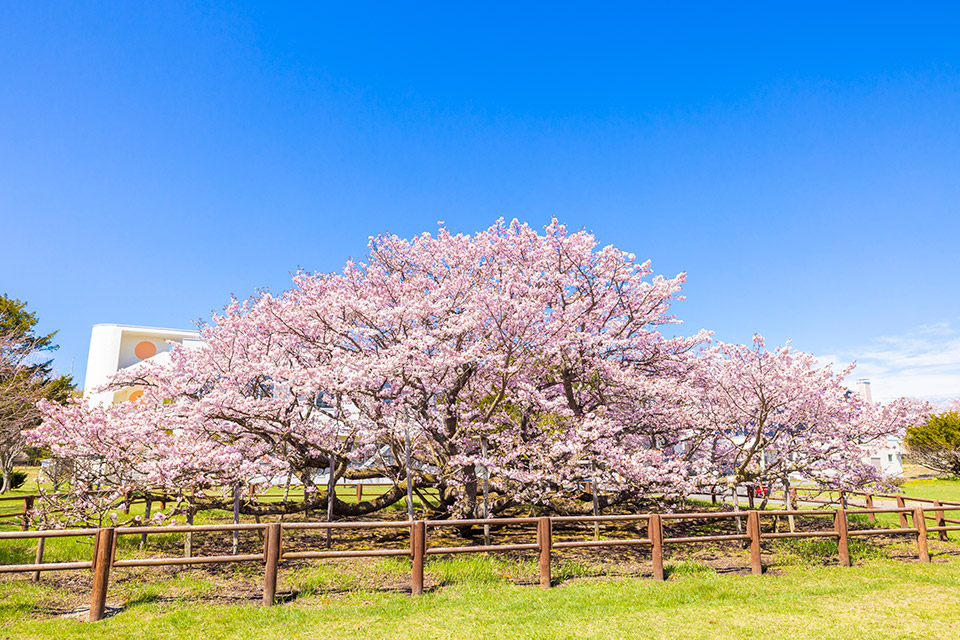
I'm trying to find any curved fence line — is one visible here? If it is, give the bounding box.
[1,500,955,622]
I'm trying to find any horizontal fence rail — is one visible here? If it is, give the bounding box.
[3,493,960,622]
[0,495,35,531]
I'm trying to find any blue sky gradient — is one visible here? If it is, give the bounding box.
[2,3,959,400]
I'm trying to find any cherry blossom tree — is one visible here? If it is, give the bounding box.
[684,335,926,503]
[32,220,706,522]
[267,220,706,517]
[33,221,924,527]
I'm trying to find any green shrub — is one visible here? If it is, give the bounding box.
[904,411,960,476]
[9,471,27,491]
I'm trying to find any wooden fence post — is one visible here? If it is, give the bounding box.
[91,528,100,569]
[865,494,876,524]
[262,523,282,606]
[835,509,850,567]
[232,485,241,556]
[789,487,797,510]
[747,511,762,575]
[140,499,152,549]
[914,507,930,563]
[411,520,426,596]
[537,516,552,589]
[732,485,742,534]
[783,482,795,533]
[897,497,909,528]
[592,473,600,541]
[184,509,194,558]
[22,496,34,531]
[649,513,664,581]
[326,453,336,550]
[934,500,948,541]
[32,536,45,583]
[88,527,115,622]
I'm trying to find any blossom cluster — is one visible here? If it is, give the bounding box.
[29,220,928,522]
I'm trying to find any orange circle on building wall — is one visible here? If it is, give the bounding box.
[134,341,157,360]
[128,389,144,402]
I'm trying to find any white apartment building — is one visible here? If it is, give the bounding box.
[82,324,202,405]
[855,379,903,476]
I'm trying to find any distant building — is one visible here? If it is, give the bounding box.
[82,324,202,405]
[853,378,902,476]
[79,323,389,488]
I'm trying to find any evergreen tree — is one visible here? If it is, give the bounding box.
[904,411,960,477]
[0,295,73,492]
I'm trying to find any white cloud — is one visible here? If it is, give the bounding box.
[817,320,960,403]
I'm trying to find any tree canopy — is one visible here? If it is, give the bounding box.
[0,294,73,492]
[28,221,924,525]
[904,411,960,476]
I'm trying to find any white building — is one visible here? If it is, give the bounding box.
[80,323,394,489]
[83,324,202,405]
[866,436,903,476]
[854,378,902,476]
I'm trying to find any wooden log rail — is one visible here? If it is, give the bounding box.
[280,520,412,560]
[111,523,268,569]
[4,503,960,622]
[424,517,540,555]
[789,488,960,508]
[0,528,99,576]
[786,489,960,531]
[0,495,35,530]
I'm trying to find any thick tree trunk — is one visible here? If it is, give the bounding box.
[181,482,409,518]
[0,451,16,493]
[455,464,479,525]
[543,490,628,516]
[0,439,25,494]
[326,453,336,548]
[282,471,293,501]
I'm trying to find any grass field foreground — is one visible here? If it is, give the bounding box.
[2,556,960,640]
[4,471,960,638]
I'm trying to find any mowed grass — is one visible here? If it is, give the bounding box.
[899,477,960,503]
[4,472,960,638]
[3,557,960,640]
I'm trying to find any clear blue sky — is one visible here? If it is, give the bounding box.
[2,3,959,400]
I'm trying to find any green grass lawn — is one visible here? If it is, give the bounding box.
[4,473,960,638]
[899,477,960,503]
[3,556,960,639]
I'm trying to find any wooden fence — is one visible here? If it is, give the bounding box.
[0,494,34,531]
[3,499,959,622]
